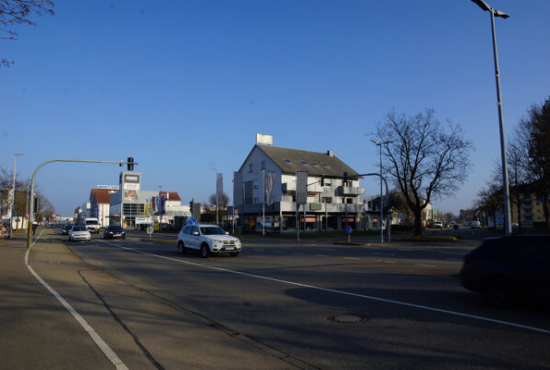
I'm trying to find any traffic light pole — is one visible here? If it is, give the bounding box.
[27,158,135,249]
[346,172,390,242]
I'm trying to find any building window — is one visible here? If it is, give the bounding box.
[249,163,254,173]
[321,163,329,168]
[261,160,266,170]
[322,197,332,203]
[284,159,292,164]
[300,160,308,166]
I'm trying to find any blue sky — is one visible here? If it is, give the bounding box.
[1,0,549,217]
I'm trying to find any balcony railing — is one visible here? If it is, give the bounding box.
[282,182,324,194]
[336,186,365,197]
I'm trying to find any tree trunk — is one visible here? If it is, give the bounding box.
[414,208,423,236]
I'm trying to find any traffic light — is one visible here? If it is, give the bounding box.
[127,157,134,171]
[320,175,325,186]
[33,197,40,213]
[189,199,194,217]
[343,172,348,184]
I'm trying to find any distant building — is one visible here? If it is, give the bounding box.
[493,191,549,226]
[233,144,366,233]
[88,186,119,227]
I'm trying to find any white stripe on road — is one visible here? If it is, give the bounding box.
[26,234,129,370]
[107,242,550,336]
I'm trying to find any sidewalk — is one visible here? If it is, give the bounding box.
[0,230,316,370]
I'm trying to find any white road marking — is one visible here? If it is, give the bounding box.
[105,242,550,336]
[26,236,129,370]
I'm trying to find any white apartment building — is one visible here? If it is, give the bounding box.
[233,144,366,233]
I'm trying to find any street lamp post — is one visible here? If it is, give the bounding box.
[471,0,512,236]
[371,140,390,243]
[27,158,133,248]
[157,185,163,232]
[10,153,23,239]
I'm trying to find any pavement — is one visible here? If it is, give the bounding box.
[0,229,320,370]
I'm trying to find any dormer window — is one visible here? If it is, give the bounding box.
[300,160,308,166]
[284,159,292,164]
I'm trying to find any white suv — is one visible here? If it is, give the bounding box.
[177,224,241,258]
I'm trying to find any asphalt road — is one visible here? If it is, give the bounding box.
[17,227,550,369]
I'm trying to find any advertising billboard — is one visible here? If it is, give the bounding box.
[120,172,141,202]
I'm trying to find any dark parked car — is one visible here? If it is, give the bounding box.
[460,235,550,308]
[103,225,126,239]
[62,224,73,235]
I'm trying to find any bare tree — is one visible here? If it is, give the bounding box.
[1,165,54,220]
[517,96,550,229]
[1,0,54,67]
[203,192,229,221]
[374,109,473,236]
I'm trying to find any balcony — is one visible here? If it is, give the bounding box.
[280,201,365,213]
[336,186,365,197]
[282,182,323,194]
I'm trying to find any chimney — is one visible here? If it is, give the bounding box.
[327,149,334,157]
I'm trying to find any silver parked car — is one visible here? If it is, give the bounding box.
[177,224,241,258]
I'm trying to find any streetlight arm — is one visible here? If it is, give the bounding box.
[471,0,491,12]
[471,0,509,18]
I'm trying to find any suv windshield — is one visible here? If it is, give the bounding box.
[200,226,226,236]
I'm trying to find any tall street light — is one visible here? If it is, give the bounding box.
[371,140,390,243]
[10,153,24,239]
[471,0,512,236]
[157,185,163,232]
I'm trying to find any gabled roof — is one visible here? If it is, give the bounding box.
[240,145,361,178]
[159,191,182,202]
[90,189,117,204]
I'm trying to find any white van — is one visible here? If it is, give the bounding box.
[471,220,481,229]
[85,218,100,234]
